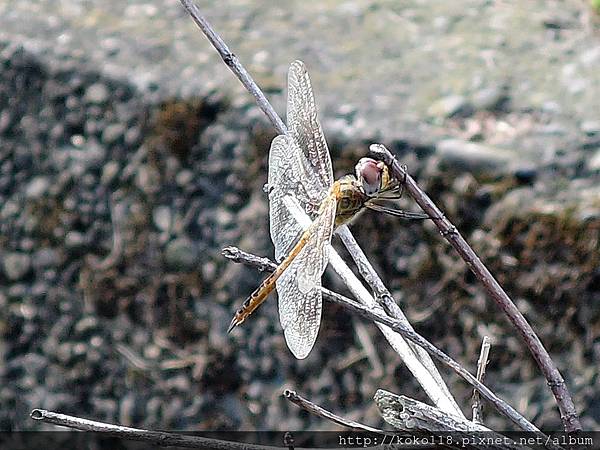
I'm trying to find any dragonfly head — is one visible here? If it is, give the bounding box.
[355,157,390,196]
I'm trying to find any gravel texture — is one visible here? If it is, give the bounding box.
[0,0,599,435]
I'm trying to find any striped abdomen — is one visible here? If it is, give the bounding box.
[227,226,312,332]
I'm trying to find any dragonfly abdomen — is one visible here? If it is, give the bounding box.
[227,226,312,333]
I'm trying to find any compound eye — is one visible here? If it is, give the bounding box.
[355,159,383,196]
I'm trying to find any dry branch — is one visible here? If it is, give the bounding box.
[374,390,525,450]
[30,409,273,450]
[472,336,492,424]
[283,390,384,433]
[369,144,581,433]
[222,246,548,439]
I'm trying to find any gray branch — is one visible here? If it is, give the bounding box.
[472,336,492,424]
[283,390,384,433]
[30,409,274,450]
[222,246,550,441]
[369,143,581,433]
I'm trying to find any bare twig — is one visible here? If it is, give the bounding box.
[223,246,275,272]
[337,226,458,412]
[222,246,546,437]
[374,390,525,450]
[472,337,492,424]
[178,0,286,135]
[283,390,384,433]
[30,409,273,450]
[181,1,461,416]
[369,143,581,433]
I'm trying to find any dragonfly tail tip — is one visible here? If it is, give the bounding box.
[227,318,238,334]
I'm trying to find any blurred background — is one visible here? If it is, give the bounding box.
[1,0,599,433]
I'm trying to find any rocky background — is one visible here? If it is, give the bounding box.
[1,0,599,434]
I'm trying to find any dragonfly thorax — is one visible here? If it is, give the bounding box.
[355,157,391,197]
[332,175,369,227]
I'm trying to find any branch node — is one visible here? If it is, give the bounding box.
[30,409,44,420]
[223,52,236,65]
[440,226,459,238]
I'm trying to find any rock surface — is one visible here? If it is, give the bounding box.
[0,0,598,435]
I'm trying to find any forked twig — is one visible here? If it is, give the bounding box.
[283,390,384,433]
[222,247,547,439]
[369,144,581,433]
[472,337,492,424]
[179,0,580,433]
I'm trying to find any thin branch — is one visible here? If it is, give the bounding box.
[222,247,548,438]
[472,336,491,424]
[180,1,461,417]
[283,390,384,434]
[178,0,286,135]
[337,226,458,412]
[369,143,581,433]
[29,409,274,450]
[223,246,276,272]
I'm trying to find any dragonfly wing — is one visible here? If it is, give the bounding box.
[269,135,313,262]
[276,194,337,359]
[269,61,334,262]
[287,60,334,195]
[296,194,337,295]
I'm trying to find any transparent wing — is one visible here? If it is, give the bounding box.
[268,61,334,262]
[269,135,311,262]
[287,60,334,194]
[276,193,337,359]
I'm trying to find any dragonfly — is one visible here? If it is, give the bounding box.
[228,60,428,359]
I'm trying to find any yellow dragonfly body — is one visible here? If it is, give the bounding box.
[228,61,426,359]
